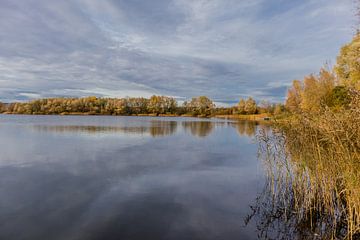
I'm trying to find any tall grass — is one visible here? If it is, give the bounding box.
[255,92,360,239]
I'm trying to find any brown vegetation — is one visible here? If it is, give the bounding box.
[256,91,360,239]
[252,30,360,239]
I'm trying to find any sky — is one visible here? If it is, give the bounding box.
[0,0,356,105]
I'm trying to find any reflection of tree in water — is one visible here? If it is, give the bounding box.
[33,125,148,134]
[182,121,214,137]
[32,121,178,138]
[149,121,177,137]
[232,121,258,137]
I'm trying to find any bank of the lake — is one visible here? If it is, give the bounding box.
[0,112,274,122]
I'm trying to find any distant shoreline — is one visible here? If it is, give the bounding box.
[0,112,272,121]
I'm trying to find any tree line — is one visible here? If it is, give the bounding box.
[0,95,284,117]
[0,96,211,116]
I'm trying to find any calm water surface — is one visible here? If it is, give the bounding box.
[0,115,267,240]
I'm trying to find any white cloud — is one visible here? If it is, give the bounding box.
[0,0,355,103]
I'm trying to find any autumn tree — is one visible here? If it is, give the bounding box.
[335,33,360,90]
[273,103,284,115]
[148,96,177,114]
[258,100,273,114]
[285,80,303,113]
[299,69,336,112]
[127,97,149,114]
[186,96,215,116]
[244,97,257,114]
[317,68,336,106]
[0,102,5,113]
[301,74,320,112]
[237,99,246,114]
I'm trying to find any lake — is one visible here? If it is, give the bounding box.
[0,115,268,240]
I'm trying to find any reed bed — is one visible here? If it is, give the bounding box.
[255,93,360,239]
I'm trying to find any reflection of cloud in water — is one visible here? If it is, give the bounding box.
[0,164,259,240]
[0,115,264,239]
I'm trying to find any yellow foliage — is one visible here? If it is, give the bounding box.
[335,34,360,90]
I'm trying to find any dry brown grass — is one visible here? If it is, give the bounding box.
[257,92,360,239]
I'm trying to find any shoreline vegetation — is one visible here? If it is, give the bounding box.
[250,33,360,239]
[0,95,282,121]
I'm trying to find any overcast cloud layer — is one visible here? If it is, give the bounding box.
[0,0,355,104]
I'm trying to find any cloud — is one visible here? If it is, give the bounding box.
[0,0,355,103]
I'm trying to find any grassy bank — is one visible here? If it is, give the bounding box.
[215,113,271,121]
[1,111,275,121]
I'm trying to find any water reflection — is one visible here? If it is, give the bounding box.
[33,120,179,137]
[182,121,215,137]
[31,119,266,138]
[232,121,258,137]
[149,120,178,137]
[0,115,265,240]
[33,125,149,134]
